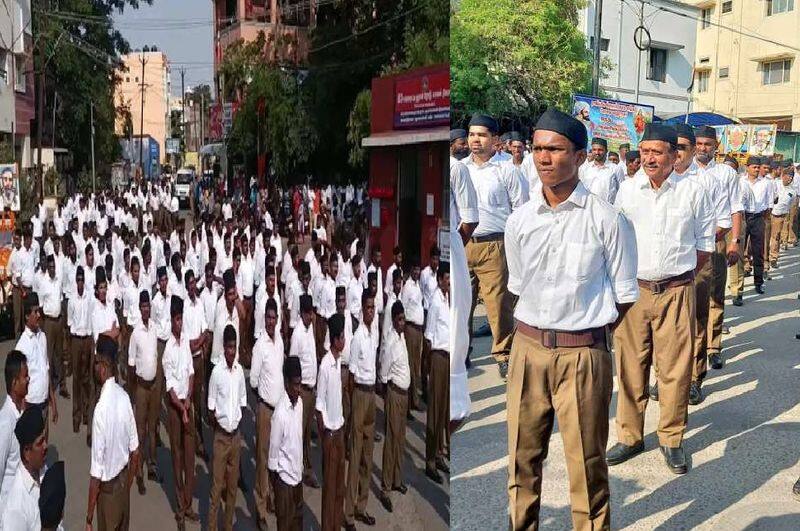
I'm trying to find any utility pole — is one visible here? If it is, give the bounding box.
[180,68,185,152]
[51,92,57,148]
[90,101,95,193]
[139,52,147,178]
[200,91,205,150]
[634,0,644,102]
[36,59,45,201]
[591,0,604,96]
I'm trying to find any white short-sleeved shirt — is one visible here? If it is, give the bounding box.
[678,161,732,229]
[742,176,774,213]
[289,322,316,387]
[579,160,622,204]
[400,278,424,326]
[268,392,303,486]
[425,288,450,351]
[0,462,39,531]
[250,332,284,407]
[315,352,344,430]
[697,159,743,214]
[90,377,139,481]
[91,298,119,343]
[208,361,247,433]
[0,397,22,528]
[773,180,796,216]
[163,333,195,400]
[349,322,378,386]
[211,298,240,365]
[379,329,410,390]
[182,296,208,356]
[15,328,49,404]
[128,320,158,381]
[615,171,715,281]
[462,155,527,236]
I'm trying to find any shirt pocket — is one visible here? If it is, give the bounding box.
[666,206,692,244]
[563,241,603,281]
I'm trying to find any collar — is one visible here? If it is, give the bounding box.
[20,463,39,493]
[465,154,500,169]
[532,180,589,212]
[635,170,679,190]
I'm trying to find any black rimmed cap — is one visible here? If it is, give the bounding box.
[590,137,608,148]
[534,107,588,150]
[640,124,678,147]
[674,123,696,144]
[694,126,717,140]
[15,407,44,448]
[449,129,467,142]
[625,150,640,162]
[468,113,499,134]
[507,131,525,143]
[747,155,762,166]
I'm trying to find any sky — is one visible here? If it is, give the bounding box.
[113,0,214,96]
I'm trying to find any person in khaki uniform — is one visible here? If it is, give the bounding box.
[768,163,796,267]
[609,124,714,475]
[728,158,756,306]
[463,113,527,379]
[68,266,94,434]
[759,159,777,276]
[38,254,68,399]
[504,108,639,530]
[400,260,424,410]
[779,161,798,246]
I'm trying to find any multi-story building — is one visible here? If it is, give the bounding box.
[579,0,699,115]
[211,0,314,98]
[114,50,171,163]
[689,0,800,129]
[0,0,34,168]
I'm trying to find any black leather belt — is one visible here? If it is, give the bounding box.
[354,382,374,392]
[469,233,503,244]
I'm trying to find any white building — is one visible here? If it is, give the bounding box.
[578,0,699,116]
[0,0,33,167]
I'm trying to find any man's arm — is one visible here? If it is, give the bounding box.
[85,476,101,531]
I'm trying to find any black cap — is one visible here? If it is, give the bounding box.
[625,150,640,162]
[468,113,499,134]
[96,335,118,365]
[223,269,236,291]
[328,313,345,340]
[724,155,739,167]
[284,356,301,380]
[76,265,85,281]
[39,461,66,528]
[449,129,467,142]
[156,265,167,279]
[507,131,524,143]
[139,290,150,305]
[499,132,510,142]
[170,295,183,318]
[640,124,678,147]
[694,125,717,140]
[15,407,45,448]
[300,294,313,313]
[591,137,608,149]
[747,155,762,166]
[534,107,588,150]
[674,123,696,144]
[783,158,794,167]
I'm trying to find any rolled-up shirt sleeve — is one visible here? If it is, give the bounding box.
[504,211,523,297]
[713,177,732,229]
[605,213,639,304]
[451,162,479,224]
[694,189,716,253]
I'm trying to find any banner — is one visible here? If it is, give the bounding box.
[0,164,20,212]
[165,138,181,154]
[749,124,776,156]
[717,124,776,156]
[572,94,654,151]
[394,70,450,129]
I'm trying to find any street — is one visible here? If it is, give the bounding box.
[452,245,800,530]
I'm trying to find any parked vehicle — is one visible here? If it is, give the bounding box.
[175,168,194,208]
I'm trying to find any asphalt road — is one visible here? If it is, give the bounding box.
[452,245,800,530]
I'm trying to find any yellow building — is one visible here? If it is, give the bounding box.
[115,50,171,162]
[689,0,800,129]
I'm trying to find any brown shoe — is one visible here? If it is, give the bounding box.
[183,509,200,522]
[59,388,70,399]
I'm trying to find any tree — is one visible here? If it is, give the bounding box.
[451,0,593,124]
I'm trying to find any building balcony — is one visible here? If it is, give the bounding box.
[216,18,310,68]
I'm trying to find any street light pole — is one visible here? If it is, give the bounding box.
[591,0,604,96]
[90,100,95,193]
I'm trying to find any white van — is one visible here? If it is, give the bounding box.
[175,168,194,208]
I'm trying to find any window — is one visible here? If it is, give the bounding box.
[697,71,709,93]
[589,36,610,52]
[762,59,791,84]
[722,1,733,13]
[767,0,794,15]
[14,55,25,93]
[701,8,712,28]
[647,48,667,82]
[719,67,729,78]
[135,76,139,82]
[125,76,130,82]
[0,51,7,85]
[699,56,710,63]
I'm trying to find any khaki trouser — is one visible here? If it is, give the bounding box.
[134,377,160,477]
[769,214,787,263]
[341,366,352,450]
[782,202,799,244]
[192,354,206,450]
[382,383,408,491]
[208,427,241,531]
[707,237,728,356]
[322,428,345,531]
[763,212,772,271]
[118,316,130,385]
[426,350,449,470]
[466,239,515,361]
[274,473,303,531]
[614,282,695,448]
[315,313,328,362]
[97,465,130,531]
[156,339,166,440]
[166,401,196,521]
[507,332,612,531]
[255,401,274,523]
[691,259,713,384]
[404,323,423,408]
[71,335,94,431]
[345,386,376,524]
[43,316,64,389]
[729,217,747,297]
[300,385,316,477]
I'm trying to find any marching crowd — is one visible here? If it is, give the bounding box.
[449,108,800,530]
[0,175,450,531]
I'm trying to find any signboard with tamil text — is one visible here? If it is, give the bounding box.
[393,70,449,129]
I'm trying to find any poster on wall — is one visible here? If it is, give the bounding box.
[748,124,776,156]
[0,164,20,212]
[571,94,654,151]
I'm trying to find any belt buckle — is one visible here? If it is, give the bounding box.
[651,281,665,295]
[543,329,557,349]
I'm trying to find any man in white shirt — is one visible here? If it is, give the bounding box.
[578,137,623,203]
[163,296,198,527]
[289,294,319,488]
[127,290,161,493]
[2,408,48,531]
[420,246,439,312]
[316,313,346,531]
[67,266,93,437]
[344,292,378,528]
[0,351,28,529]
[85,336,140,531]
[760,159,778,276]
[251,298,284,527]
[377,302,411,513]
[610,124,714,475]
[38,254,68,399]
[268,357,304,531]
[463,113,526,379]
[400,260,424,411]
[770,162,796,266]
[314,253,337,360]
[780,160,798,247]
[16,294,58,439]
[740,156,772,296]
[183,271,210,461]
[207,325,247,531]
[347,255,364,322]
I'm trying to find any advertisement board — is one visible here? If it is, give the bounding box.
[393,70,450,129]
[165,138,181,154]
[571,94,654,151]
[716,124,777,157]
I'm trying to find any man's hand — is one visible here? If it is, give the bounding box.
[52,405,59,425]
[726,241,740,266]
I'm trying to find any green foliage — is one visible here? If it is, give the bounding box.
[451,0,593,123]
[0,139,12,163]
[346,89,371,169]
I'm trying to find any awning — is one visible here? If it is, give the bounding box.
[199,143,225,156]
[651,40,684,52]
[362,127,449,147]
[749,52,795,63]
[657,111,739,127]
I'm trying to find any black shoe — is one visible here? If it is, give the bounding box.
[733,296,743,306]
[744,270,752,277]
[425,467,443,484]
[148,463,162,483]
[709,353,724,370]
[344,524,357,531]
[435,458,449,474]
[688,381,703,406]
[660,445,688,474]
[606,442,644,466]
[377,491,393,512]
[793,477,800,501]
[303,474,320,489]
[392,484,408,495]
[755,285,765,294]
[722,326,730,335]
[498,360,509,380]
[355,512,376,526]
[771,261,778,269]
[796,333,800,340]
[374,432,382,443]
[649,382,659,402]
[137,476,146,495]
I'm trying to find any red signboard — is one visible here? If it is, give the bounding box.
[393,70,450,129]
